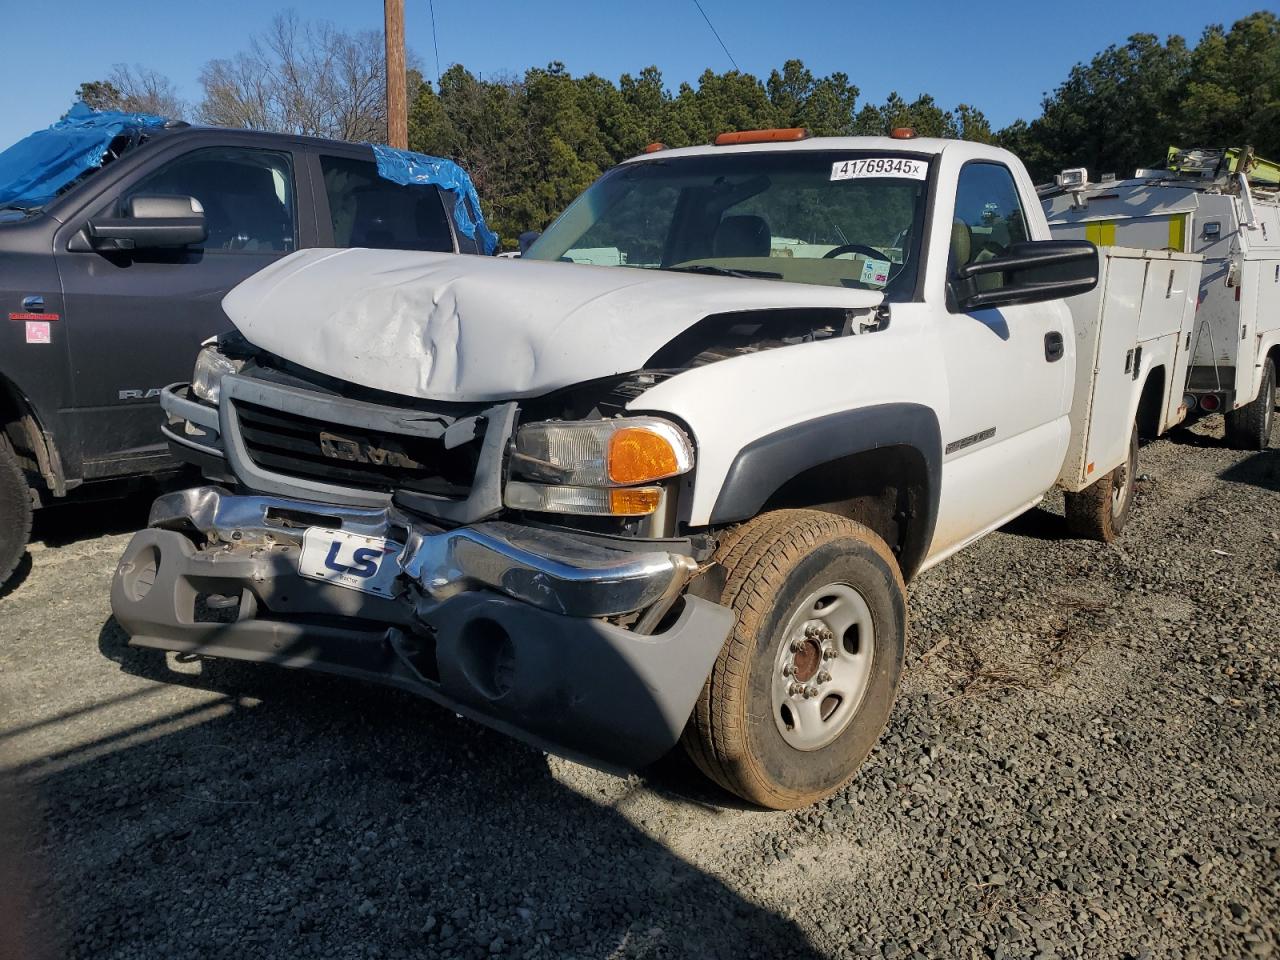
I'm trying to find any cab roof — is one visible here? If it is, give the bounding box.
[621,135,1018,167]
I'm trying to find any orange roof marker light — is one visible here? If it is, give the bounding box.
[644,142,668,153]
[714,127,811,146]
[891,127,918,140]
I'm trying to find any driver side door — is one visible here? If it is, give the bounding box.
[929,160,1074,556]
[54,144,302,478]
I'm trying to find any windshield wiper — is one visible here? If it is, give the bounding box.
[665,264,782,280]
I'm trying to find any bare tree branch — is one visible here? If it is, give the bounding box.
[197,12,401,142]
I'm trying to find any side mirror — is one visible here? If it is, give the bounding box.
[950,240,1098,312]
[80,195,208,251]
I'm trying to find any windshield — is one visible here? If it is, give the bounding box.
[525,150,931,297]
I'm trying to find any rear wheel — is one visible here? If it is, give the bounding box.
[1225,357,1276,451]
[0,434,33,587]
[681,510,906,810]
[1065,421,1138,542]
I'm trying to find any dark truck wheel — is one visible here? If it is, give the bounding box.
[682,510,906,810]
[1225,357,1276,451]
[0,434,33,586]
[1065,421,1138,543]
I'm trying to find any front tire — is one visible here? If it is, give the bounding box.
[681,510,906,810]
[1065,421,1138,542]
[1225,357,1276,451]
[0,434,33,587]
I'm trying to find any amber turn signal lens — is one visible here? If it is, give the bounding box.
[608,487,662,516]
[607,427,681,484]
[713,128,810,146]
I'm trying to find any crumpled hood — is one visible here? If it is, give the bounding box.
[222,248,884,402]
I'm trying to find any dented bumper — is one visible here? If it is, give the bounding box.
[110,487,733,768]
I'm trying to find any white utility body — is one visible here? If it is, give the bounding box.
[1043,152,1280,448]
[120,133,1241,810]
[1057,248,1201,492]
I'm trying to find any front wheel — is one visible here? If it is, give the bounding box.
[1225,357,1276,451]
[681,510,906,810]
[1065,421,1138,543]
[0,434,33,587]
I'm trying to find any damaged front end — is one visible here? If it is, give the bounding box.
[114,362,733,770]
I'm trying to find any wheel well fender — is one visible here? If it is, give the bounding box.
[1135,364,1167,438]
[707,404,942,581]
[0,374,65,497]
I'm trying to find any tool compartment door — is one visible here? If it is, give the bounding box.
[1059,251,1145,491]
[1138,253,1202,433]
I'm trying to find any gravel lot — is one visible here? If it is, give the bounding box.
[1,416,1277,960]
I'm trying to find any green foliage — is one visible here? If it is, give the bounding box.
[1000,12,1280,181]
[76,80,124,111]
[78,10,1277,248]
[407,59,988,247]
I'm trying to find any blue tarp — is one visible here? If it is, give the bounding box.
[372,144,498,255]
[0,103,168,210]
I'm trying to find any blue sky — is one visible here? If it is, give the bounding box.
[0,0,1266,147]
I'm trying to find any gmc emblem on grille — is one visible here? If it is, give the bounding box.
[318,431,422,469]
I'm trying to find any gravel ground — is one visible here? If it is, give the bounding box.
[1,416,1276,960]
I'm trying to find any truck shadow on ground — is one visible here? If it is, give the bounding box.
[1218,449,1280,492]
[998,505,1069,542]
[2,477,193,599]
[30,481,186,549]
[8,618,821,958]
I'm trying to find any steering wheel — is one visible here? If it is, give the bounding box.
[823,243,886,260]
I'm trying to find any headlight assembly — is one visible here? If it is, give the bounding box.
[507,416,694,516]
[190,343,246,405]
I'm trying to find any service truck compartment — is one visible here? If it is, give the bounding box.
[1056,248,1201,492]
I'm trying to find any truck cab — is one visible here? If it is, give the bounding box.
[0,108,495,585]
[114,132,1120,809]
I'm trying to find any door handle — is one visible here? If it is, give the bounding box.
[1044,331,1064,362]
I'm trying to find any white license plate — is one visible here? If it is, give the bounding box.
[298,527,403,598]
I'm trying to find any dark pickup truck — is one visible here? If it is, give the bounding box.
[0,108,495,584]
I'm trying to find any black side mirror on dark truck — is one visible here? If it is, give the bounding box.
[950,239,1098,312]
[69,195,208,252]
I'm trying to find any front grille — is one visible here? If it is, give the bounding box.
[234,400,480,498]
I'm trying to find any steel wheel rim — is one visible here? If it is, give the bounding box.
[771,582,875,751]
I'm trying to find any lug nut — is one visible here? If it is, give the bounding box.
[790,640,804,653]
[789,682,806,696]
[822,648,837,660]
[782,664,795,677]
[804,685,819,699]
[817,671,831,684]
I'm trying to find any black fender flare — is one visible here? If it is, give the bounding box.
[708,403,942,579]
[0,373,66,497]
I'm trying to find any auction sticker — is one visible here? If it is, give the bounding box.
[860,257,892,287]
[831,157,928,181]
[25,321,51,344]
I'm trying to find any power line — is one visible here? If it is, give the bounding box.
[691,0,739,72]
[427,0,441,88]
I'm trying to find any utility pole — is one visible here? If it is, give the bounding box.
[384,0,407,148]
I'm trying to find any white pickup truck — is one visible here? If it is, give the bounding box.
[112,131,1202,809]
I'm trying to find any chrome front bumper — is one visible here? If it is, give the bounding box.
[147,486,696,619]
[111,487,732,769]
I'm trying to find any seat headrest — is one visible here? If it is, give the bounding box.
[713,215,770,259]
